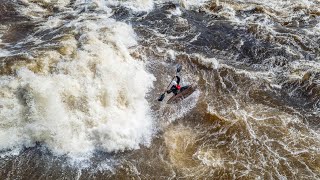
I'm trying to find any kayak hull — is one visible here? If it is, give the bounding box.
[166,84,197,104]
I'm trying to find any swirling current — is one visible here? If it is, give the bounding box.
[0,0,319,179]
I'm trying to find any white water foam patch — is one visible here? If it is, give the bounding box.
[0,17,155,157]
[0,49,10,58]
[0,25,7,44]
[17,0,72,19]
[160,0,210,10]
[193,54,220,69]
[19,0,154,14]
[74,0,154,12]
[22,0,70,6]
[231,0,316,12]
[103,0,154,11]
[203,0,319,38]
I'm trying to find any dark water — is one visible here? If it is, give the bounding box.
[0,0,319,179]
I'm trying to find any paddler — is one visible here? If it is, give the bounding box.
[166,76,181,95]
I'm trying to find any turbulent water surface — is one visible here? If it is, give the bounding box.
[0,0,320,179]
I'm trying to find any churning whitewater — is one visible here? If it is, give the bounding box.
[0,0,320,179]
[0,0,156,156]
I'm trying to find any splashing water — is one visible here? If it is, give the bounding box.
[0,0,319,179]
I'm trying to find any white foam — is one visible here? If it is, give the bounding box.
[196,55,220,69]
[177,0,210,10]
[0,49,10,57]
[0,14,155,157]
[170,6,182,16]
[23,0,70,6]
[107,0,154,11]
[195,150,223,167]
[20,0,155,12]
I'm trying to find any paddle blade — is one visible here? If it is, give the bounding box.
[158,93,165,101]
[177,64,182,73]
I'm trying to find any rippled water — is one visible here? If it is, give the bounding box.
[0,0,319,179]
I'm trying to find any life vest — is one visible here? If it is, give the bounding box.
[176,84,181,90]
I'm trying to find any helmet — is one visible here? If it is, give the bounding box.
[172,81,177,86]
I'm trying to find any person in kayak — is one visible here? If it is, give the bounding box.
[166,76,181,95]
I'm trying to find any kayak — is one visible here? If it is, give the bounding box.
[167,84,197,104]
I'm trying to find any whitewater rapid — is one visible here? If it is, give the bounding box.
[0,0,320,179]
[0,0,156,157]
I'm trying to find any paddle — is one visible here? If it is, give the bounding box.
[158,64,182,102]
